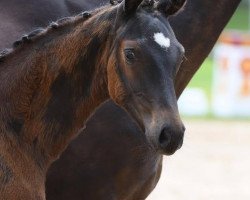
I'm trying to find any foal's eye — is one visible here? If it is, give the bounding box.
[124,49,135,63]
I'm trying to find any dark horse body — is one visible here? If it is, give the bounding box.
[0,0,241,200]
[0,0,186,199]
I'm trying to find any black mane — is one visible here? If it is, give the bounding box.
[0,11,94,62]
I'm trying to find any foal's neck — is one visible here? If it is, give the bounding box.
[0,7,114,168]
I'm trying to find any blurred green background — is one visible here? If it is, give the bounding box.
[185,0,249,119]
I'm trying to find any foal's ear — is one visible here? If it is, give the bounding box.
[121,0,144,15]
[157,0,186,16]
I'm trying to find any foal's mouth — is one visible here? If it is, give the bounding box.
[122,100,185,156]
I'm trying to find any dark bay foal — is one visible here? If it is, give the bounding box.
[46,0,241,199]
[0,0,186,199]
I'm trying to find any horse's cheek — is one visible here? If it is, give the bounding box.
[107,63,125,106]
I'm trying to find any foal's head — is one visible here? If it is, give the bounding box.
[108,0,186,155]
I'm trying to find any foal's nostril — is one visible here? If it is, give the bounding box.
[159,128,171,147]
[158,125,185,155]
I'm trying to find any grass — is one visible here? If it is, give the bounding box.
[225,5,249,31]
[187,58,213,101]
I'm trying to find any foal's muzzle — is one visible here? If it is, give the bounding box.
[123,100,185,155]
[144,117,185,155]
[158,124,185,155]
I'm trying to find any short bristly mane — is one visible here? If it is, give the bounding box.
[0,0,157,63]
[0,5,115,63]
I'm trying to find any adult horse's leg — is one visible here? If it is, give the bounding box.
[173,0,241,97]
